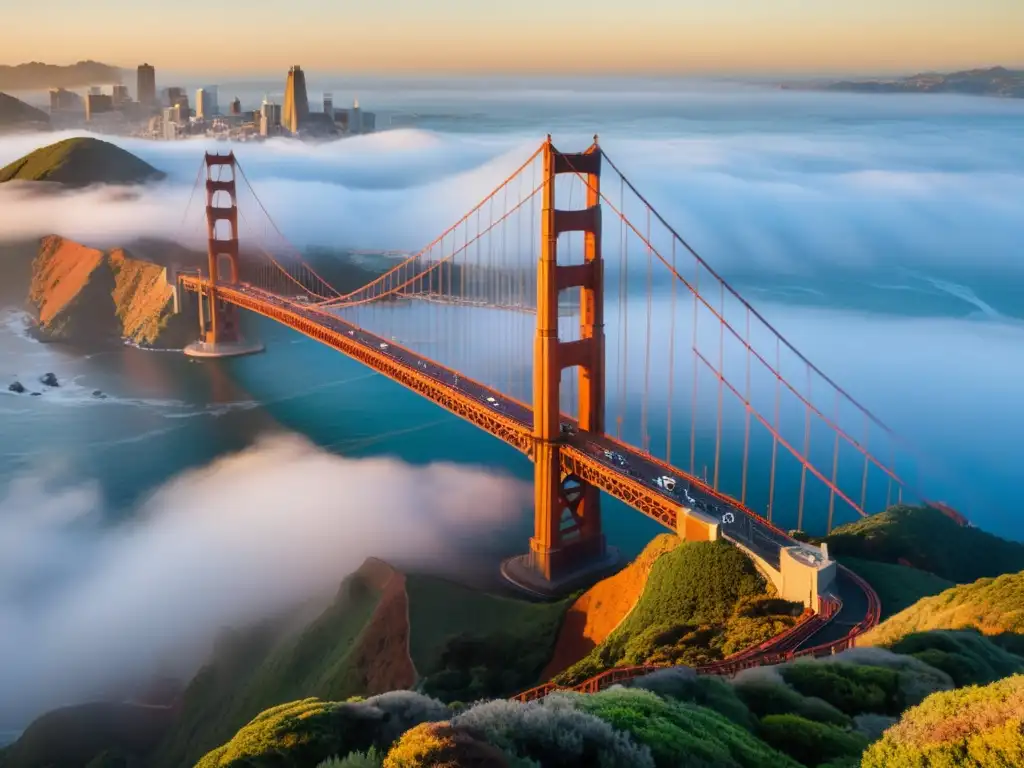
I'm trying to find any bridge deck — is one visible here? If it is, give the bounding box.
[179,278,872,649]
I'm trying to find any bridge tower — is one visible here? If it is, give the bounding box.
[503,136,619,594]
[183,152,263,359]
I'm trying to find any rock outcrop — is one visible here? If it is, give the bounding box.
[28,235,193,347]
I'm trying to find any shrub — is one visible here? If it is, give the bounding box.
[566,687,799,768]
[452,696,655,768]
[887,630,1024,687]
[383,722,509,767]
[852,714,898,742]
[780,661,902,715]
[862,674,1024,767]
[813,648,954,707]
[758,715,869,767]
[195,693,449,768]
[730,678,851,728]
[628,669,756,731]
[316,748,384,768]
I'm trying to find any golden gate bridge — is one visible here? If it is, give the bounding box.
[172,136,957,691]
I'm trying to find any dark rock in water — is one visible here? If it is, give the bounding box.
[31,392,41,396]
[8,381,25,393]
[40,372,59,387]
[92,390,107,399]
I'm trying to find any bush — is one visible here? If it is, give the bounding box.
[317,748,384,768]
[567,687,799,768]
[195,693,450,768]
[628,669,756,731]
[731,677,851,728]
[758,715,869,767]
[812,648,954,707]
[862,674,1024,767]
[452,696,655,768]
[887,630,1024,687]
[780,661,902,715]
[852,714,898,742]
[383,722,509,767]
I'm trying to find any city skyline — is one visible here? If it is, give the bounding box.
[4,0,1022,76]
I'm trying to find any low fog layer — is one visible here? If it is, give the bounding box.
[0,434,530,729]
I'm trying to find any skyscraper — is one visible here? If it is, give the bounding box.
[323,92,333,117]
[260,97,282,137]
[230,97,241,115]
[112,85,130,106]
[137,63,156,106]
[282,65,309,134]
[196,87,218,120]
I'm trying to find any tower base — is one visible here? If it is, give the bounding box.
[500,546,621,599]
[183,339,265,359]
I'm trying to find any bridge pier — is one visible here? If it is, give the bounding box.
[502,136,621,597]
[183,152,264,360]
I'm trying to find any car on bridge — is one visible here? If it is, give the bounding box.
[654,475,679,495]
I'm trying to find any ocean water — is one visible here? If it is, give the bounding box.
[1,78,1023,731]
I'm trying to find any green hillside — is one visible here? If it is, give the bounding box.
[554,539,803,685]
[0,137,165,187]
[862,674,1024,767]
[405,574,569,702]
[825,505,1024,583]
[861,570,1024,653]
[840,557,954,620]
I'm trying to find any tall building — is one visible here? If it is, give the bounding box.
[195,87,218,120]
[85,93,114,121]
[282,65,308,134]
[166,86,185,106]
[260,98,282,137]
[172,92,190,118]
[230,97,241,115]
[49,88,81,113]
[349,97,361,134]
[112,85,130,106]
[162,107,178,140]
[137,63,156,106]
[323,92,333,115]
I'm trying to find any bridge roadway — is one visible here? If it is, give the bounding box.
[181,279,871,652]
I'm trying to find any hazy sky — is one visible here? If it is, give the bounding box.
[4,0,1022,76]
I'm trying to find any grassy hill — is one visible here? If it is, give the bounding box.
[554,539,803,685]
[0,137,164,187]
[0,92,49,129]
[862,674,1024,767]
[861,570,1024,653]
[840,557,954,620]
[824,504,1024,583]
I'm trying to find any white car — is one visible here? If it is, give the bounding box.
[485,396,500,408]
[654,476,677,493]
[379,342,389,350]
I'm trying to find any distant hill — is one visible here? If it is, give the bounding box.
[788,66,1024,99]
[0,92,49,129]
[0,60,122,90]
[0,137,164,187]
[824,504,1024,584]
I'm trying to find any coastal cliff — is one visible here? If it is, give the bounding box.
[28,235,193,347]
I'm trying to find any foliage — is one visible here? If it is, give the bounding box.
[730,673,852,728]
[628,667,757,731]
[861,569,1024,649]
[861,674,1024,767]
[451,696,655,768]
[566,687,800,768]
[780,661,903,716]
[887,630,1024,687]
[0,137,165,186]
[406,574,569,702]
[194,692,448,768]
[315,748,383,768]
[824,505,1024,583]
[757,715,869,768]
[807,648,954,708]
[840,557,954,620]
[554,541,798,684]
[383,722,509,767]
[152,571,384,767]
[853,713,899,742]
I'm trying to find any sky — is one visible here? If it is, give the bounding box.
[4,0,1022,76]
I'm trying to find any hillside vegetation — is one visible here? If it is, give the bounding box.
[554,539,803,685]
[824,505,1024,583]
[0,92,49,129]
[840,557,954,620]
[861,570,1024,652]
[862,674,1024,767]
[0,137,164,187]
